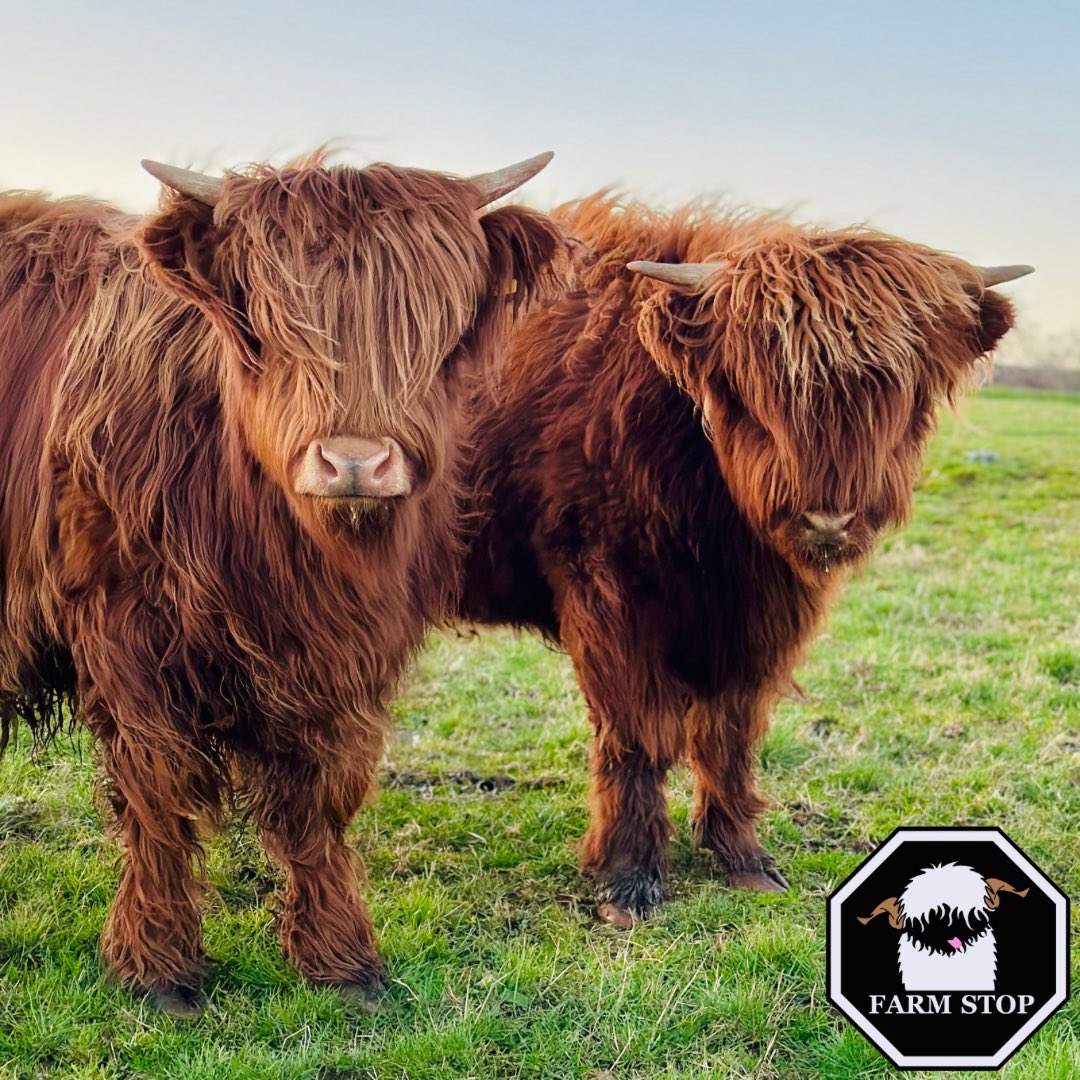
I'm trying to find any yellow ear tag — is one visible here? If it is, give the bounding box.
[496,278,518,296]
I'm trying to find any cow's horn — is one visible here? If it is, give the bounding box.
[626,261,728,289]
[984,878,1030,910]
[469,152,553,208]
[857,896,905,930]
[142,161,223,207]
[976,264,1035,287]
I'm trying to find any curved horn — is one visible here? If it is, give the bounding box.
[468,151,553,208]
[857,896,905,930]
[626,261,728,289]
[976,264,1035,288]
[141,160,223,207]
[984,878,1030,910]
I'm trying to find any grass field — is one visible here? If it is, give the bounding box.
[1,387,1077,1080]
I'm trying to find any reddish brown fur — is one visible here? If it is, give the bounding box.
[460,193,1016,913]
[0,158,565,1004]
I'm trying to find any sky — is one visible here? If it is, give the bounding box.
[2,1,1076,347]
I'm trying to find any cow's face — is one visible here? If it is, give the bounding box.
[140,156,562,544]
[633,231,1023,582]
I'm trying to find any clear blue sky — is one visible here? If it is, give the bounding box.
[3,1,1075,340]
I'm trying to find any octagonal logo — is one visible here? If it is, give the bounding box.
[827,827,1069,1070]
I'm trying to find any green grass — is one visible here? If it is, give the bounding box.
[2,386,1078,1079]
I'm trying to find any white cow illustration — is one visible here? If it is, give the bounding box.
[859,863,1028,992]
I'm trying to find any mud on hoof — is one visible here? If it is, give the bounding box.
[594,864,664,922]
[150,983,206,1018]
[721,849,789,893]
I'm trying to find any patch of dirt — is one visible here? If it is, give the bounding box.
[0,797,44,841]
[383,769,564,793]
[233,862,279,893]
[789,800,851,829]
[789,802,873,852]
[1041,731,1080,763]
[810,714,842,737]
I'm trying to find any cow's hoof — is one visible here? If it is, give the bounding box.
[730,866,789,892]
[725,851,789,893]
[151,984,206,1018]
[594,864,663,920]
[331,966,388,1011]
[337,983,385,1012]
[597,901,640,928]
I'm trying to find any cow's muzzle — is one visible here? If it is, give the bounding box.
[802,511,855,552]
[294,436,414,499]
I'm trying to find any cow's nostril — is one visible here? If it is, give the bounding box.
[315,442,343,481]
[367,443,393,480]
[803,510,855,534]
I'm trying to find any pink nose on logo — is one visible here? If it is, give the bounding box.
[947,936,963,951]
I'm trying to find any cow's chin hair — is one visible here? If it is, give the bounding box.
[308,495,400,539]
[770,531,875,583]
[796,542,864,573]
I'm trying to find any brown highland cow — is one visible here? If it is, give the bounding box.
[460,193,1030,921]
[0,151,564,1011]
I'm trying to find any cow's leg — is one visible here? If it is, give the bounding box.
[579,732,676,919]
[686,693,787,892]
[68,606,222,1016]
[93,713,222,1014]
[244,729,384,997]
[560,580,682,919]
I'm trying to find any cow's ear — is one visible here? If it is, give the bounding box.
[478,206,569,313]
[137,197,221,309]
[973,290,1016,356]
[636,280,721,388]
[138,199,260,369]
[460,207,570,380]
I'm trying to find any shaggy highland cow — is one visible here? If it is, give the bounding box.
[0,151,563,1011]
[460,194,1030,921]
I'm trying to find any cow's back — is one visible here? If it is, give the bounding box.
[0,195,118,694]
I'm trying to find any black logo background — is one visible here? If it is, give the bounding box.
[838,838,1058,1059]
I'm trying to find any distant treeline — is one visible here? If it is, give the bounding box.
[989,364,1080,392]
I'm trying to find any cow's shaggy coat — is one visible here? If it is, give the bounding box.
[460,194,1018,917]
[0,157,563,1008]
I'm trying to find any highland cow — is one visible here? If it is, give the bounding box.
[460,193,1030,921]
[0,151,563,1011]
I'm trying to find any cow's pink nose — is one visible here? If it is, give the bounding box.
[802,510,855,545]
[295,436,414,499]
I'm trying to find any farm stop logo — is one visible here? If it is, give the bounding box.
[827,828,1069,1070]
